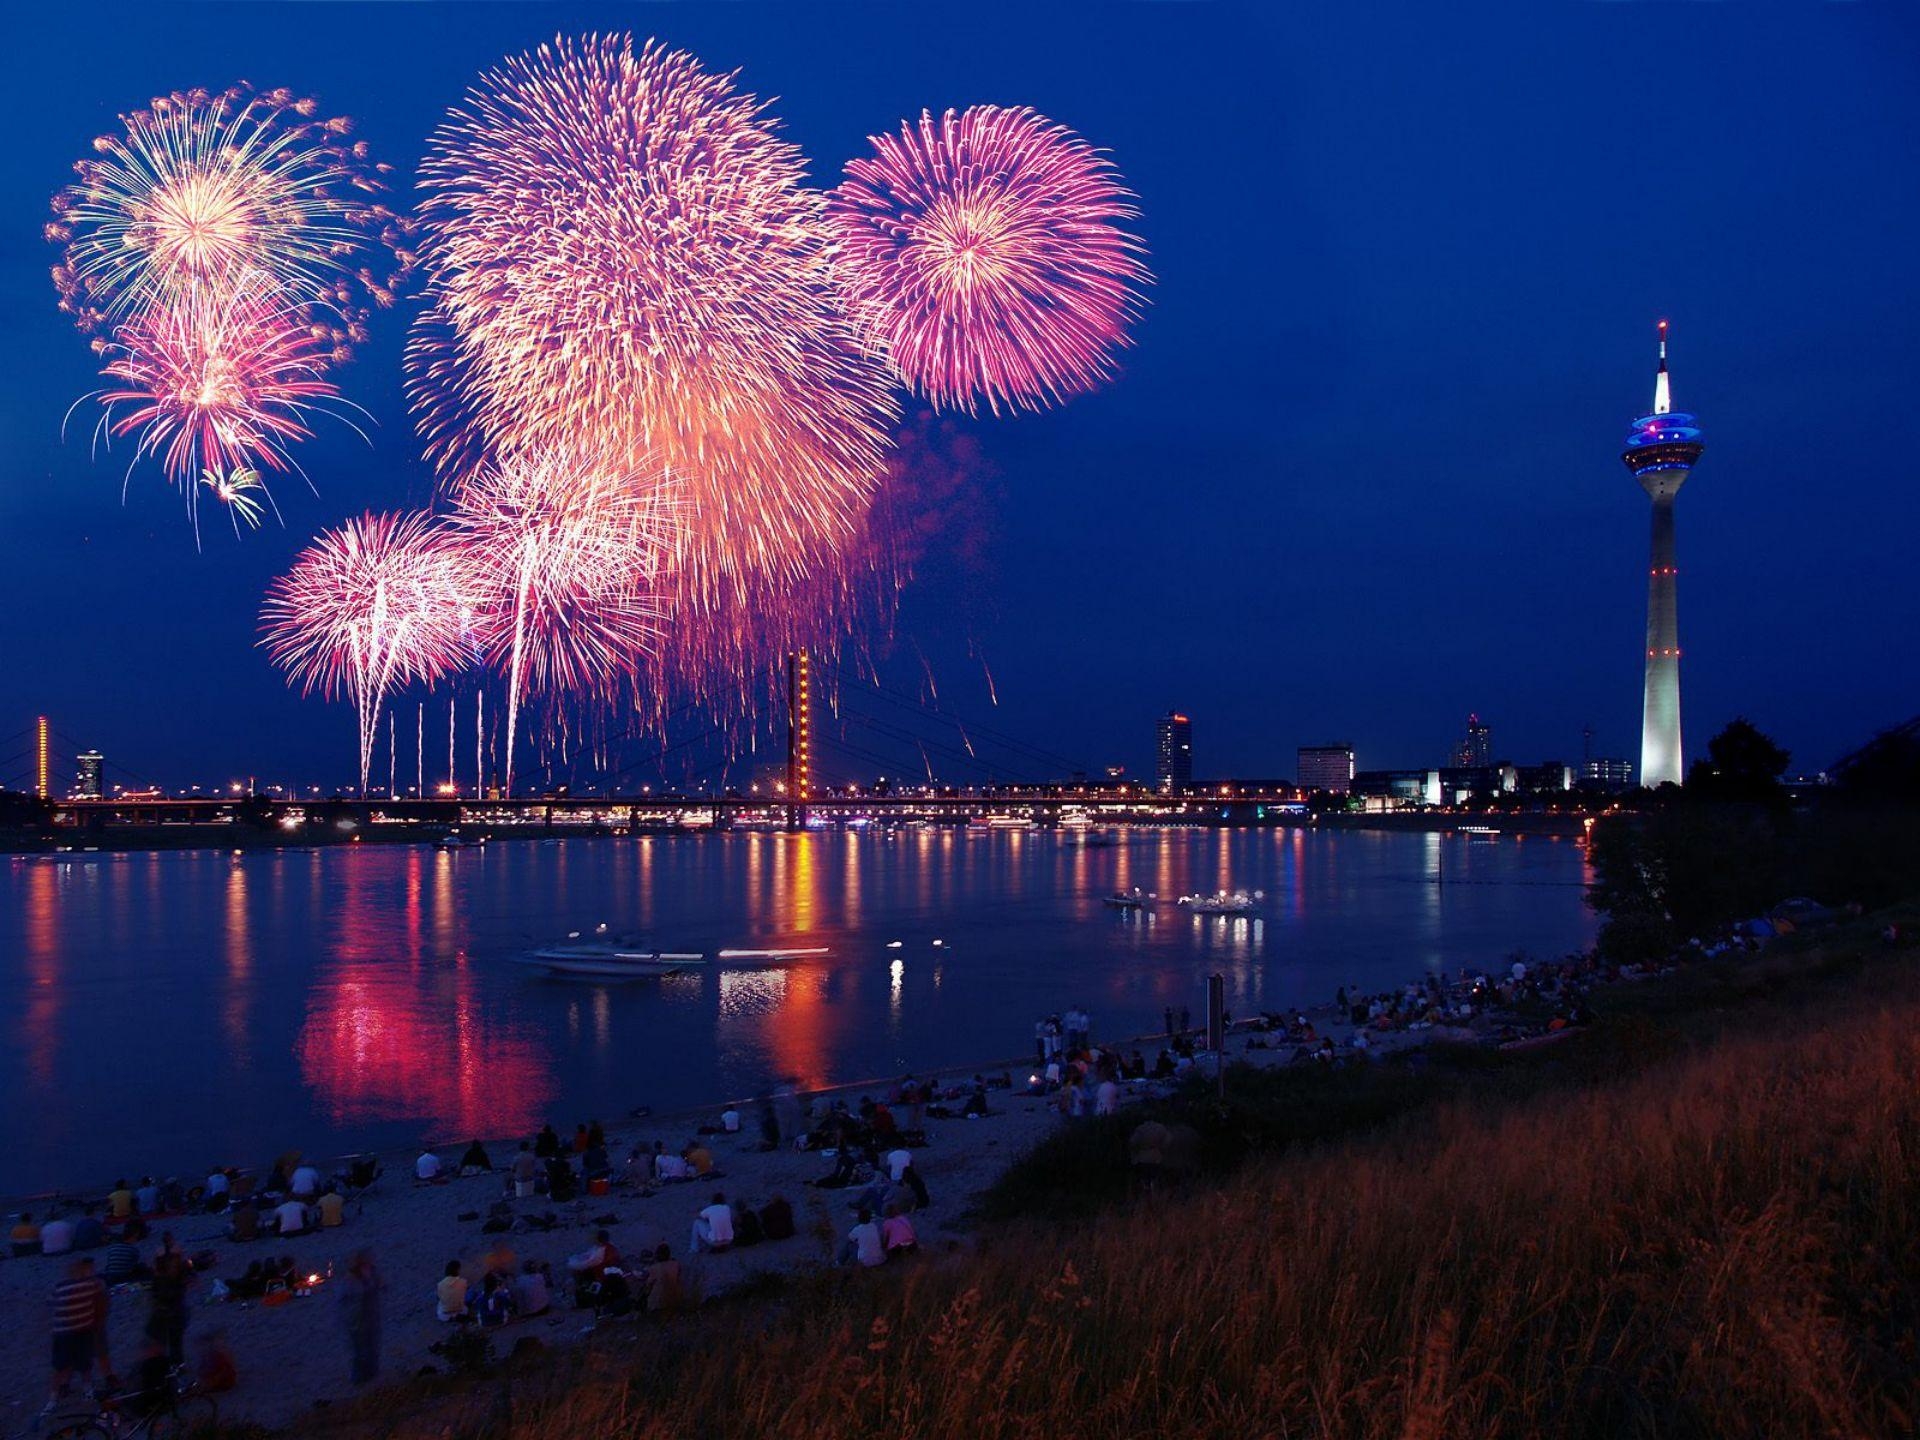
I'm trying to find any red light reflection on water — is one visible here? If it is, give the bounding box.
[295,851,553,1139]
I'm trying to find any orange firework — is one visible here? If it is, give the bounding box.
[412,35,897,696]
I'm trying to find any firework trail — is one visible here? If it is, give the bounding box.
[198,465,273,535]
[445,453,668,796]
[411,35,897,694]
[260,512,467,796]
[87,274,347,532]
[829,106,1151,415]
[47,82,406,344]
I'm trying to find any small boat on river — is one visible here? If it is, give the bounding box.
[717,947,830,968]
[512,938,705,979]
[1177,888,1263,915]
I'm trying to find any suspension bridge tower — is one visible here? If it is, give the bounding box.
[786,651,813,829]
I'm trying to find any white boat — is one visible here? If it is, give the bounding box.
[1177,888,1263,915]
[1104,887,1151,911]
[512,942,706,979]
[438,833,482,851]
[717,946,829,967]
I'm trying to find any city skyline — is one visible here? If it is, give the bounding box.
[2,4,1916,788]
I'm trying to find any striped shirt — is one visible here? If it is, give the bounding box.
[52,1276,103,1334]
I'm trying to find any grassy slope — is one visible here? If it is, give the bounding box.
[321,904,1920,1440]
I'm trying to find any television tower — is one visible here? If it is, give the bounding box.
[1620,320,1705,788]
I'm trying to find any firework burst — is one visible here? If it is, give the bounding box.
[829,106,1151,415]
[86,274,347,531]
[412,35,897,674]
[198,465,273,535]
[260,511,467,795]
[47,82,406,345]
[445,453,668,795]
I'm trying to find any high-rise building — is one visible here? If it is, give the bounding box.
[1621,320,1705,788]
[1582,756,1635,791]
[1155,712,1192,790]
[75,750,104,800]
[1451,713,1492,768]
[1296,743,1355,795]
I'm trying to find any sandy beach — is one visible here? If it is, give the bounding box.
[0,1001,1447,1434]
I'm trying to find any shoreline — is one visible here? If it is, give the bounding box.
[1,986,1470,1431]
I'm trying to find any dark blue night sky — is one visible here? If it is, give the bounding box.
[2,3,1916,790]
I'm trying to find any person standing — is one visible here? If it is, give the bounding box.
[45,1256,106,1415]
[146,1235,191,1366]
[338,1250,382,1385]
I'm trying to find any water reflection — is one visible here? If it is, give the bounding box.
[296,853,554,1140]
[0,829,1595,1191]
[21,862,61,1086]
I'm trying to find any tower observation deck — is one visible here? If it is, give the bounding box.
[1620,321,1704,788]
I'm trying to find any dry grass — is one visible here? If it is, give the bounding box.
[353,938,1920,1440]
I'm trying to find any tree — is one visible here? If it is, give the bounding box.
[1833,720,1920,804]
[1686,718,1790,804]
[1587,805,1785,962]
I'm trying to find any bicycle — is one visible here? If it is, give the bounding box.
[42,1369,218,1440]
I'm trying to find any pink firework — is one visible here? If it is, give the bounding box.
[88,274,345,530]
[260,512,467,795]
[411,35,896,696]
[829,106,1152,415]
[445,453,667,796]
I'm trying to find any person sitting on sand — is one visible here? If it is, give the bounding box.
[534,1124,560,1159]
[71,1206,105,1251]
[135,1178,161,1215]
[839,1208,886,1268]
[415,1150,443,1183]
[513,1260,551,1319]
[730,1200,763,1247]
[964,1079,991,1118]
[289,1162,321,1198]
[720,1106,741,1134]
[690,1192,733,1253]
[643,1245,682,1314]
[102,1222,151,1284]
[653,1143,692,1182]
[316,1187,345,1229]
[758,1195,795,1242]
[203,1170,231,1213]
[226,1261,267,1301]
[458,1140,492,1175]
[583,1140,610,1181]
[475,1273,516,1329]
[272,1197,309,1237]
[571,1123,590,1155]
[881,1203,918,1255]
[480,1238,516,1280]
[435,1261,469,1322]
[545,1155,578,1202]
[511,1143,539,1198]
[40,1215,74,1256]
[683,1140,715,1177]
[12,1212,41,1257]
[106,1180,135,1222]
[223,1201,258,1245]
[567,1230,620,1288]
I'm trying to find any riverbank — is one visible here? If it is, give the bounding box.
[0,986,1449,1433]
[304,899,1920,1440]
